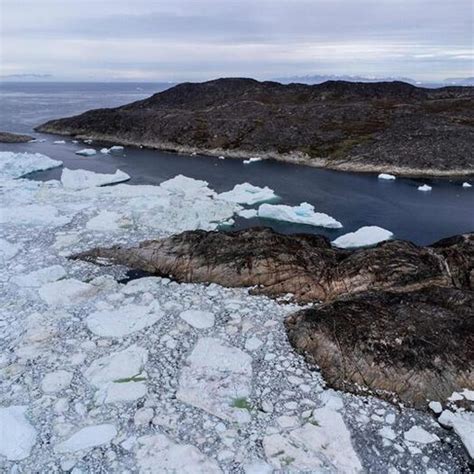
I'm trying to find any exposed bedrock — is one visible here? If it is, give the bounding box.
[72,227,473,303]
[0,131,34,143]
[72,227,474,406]
[285,287,474,407]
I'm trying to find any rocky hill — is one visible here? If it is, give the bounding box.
[36,78,474,176]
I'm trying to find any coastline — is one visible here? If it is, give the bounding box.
[35,127,474,178]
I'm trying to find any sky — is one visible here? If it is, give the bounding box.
[1,0,473,82]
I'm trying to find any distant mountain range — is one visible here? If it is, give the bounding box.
[274,74,474,87]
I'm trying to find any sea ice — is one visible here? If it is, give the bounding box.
[100,145,124,154]
[0,238,20,262]
[258,202,342,228]
[378,173,396,180]
[160,174,214,197]
[61,168,130,190]
[86,304,163,337]
[218,183,278,205]
[438,410,474,458]
[0,151,62,179]
[84,345,148,404]
[332,226,393,248]
[12,265,66,287]
[136,434,222,473]
[53,140,66,144]
[462,182,472,188]
[180,309,215,329]
[55,424,117,453]
[418,184,432,192]
[41,370,73,393]
[0,204,71,227]
[86,210,127,231]
[404,426,439,444]
[238,208,258,219]
[75,148,97,156]
[177,337,253,422]
[39,279,95,306]
[0,406,37,461]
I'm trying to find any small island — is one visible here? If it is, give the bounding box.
[36,78,474,176]
[0,131,34,143]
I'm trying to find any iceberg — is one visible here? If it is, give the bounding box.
[53,140,66,144]
[243,157,262,164]
[100,146,124,154]
[61,168,130,190]
[75,148,97,156]
[378,173,396,180]
[218,183,278,205]
[418,184,432,192]
[238,208,258,219]
[332,226,393,248]
[0,151,62,179]
[258,202,342,229]
[160,174,214,197]
[462,182,472,188]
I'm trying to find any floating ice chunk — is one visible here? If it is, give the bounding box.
[0,406,37,461]
[55,424,117,453]
[136,434,222,473]
[53,140,66,144]
[218,155,226,160]
[84,345,148,404]
[218,183,278,205]
[0,238,20,262]
[438,410,474,458]
[61,168,130,190]
[39,279,95,306]
[462,182,472,188]
[378,173,396,180]
[75,148,96,156]
[418,184,432,192]
[100,148,109,154]
[0,205,71,227]
[177,337,253,422]
[86,304,163,337]
[160,174,214,197]
[100,145,124,154]
[263,407,361,471]
[238,209,258,219]
[379,426,397,440]
[86,211,128,231]
[13,265,66,288]
[0,151,62,179]
[428,401,443,414]
[41,370,73,393]
[404,426,439,444]
[258,202,342,229]
[243,157,262,164]
[462,389,474,401]
[180,309,215,329]
[332,226,393,248]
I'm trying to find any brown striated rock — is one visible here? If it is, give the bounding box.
[0,131,34,143]
[285,287,474,407]
[72,227,473,303]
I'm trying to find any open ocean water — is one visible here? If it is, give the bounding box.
[0,81,473,245]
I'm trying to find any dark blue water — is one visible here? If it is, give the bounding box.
[1,82,473,245]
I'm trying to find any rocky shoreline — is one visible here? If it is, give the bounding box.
[0,131,34,143]
[36,78,474,177]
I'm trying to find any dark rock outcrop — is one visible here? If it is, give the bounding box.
[72,228,474,406]
[36,78,474,176]
[0,131,34,143]
[285,287,474,407]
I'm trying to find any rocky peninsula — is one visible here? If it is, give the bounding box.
[73,228,474,408]
[0,131,34,143]
[36,78,474,176]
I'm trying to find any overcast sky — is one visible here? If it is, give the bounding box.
[1,0,472,82]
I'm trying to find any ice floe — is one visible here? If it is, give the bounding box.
[418,184,432,192]
[61,168,130,190]
[258,202,342,228]
[378,173,396,180]
[438,410,474,458]
[55,424,117,453]
[0,151,62,179]
[160,174,214,197]
[0,204,71,227]
[243,157,262,164]
[136,434,222,473]
[86,304,163,337]
[237,208,258,219]
[218,183,278,205]
[0,406,37,461]
[0,238,20,262]
[177,337,253,423]
[39,279,95,306]
[462,182,472,188]
[179,309,215,329]
[84,345,148,404]
[75,148,97,156]
[332,226,394,248]
[404,426,439,444]
[41,370,73,393]
[12,265,66,288]
[53,140,66,144]
[100,145,124,154]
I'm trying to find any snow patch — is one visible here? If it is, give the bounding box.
[332,226,393,248]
